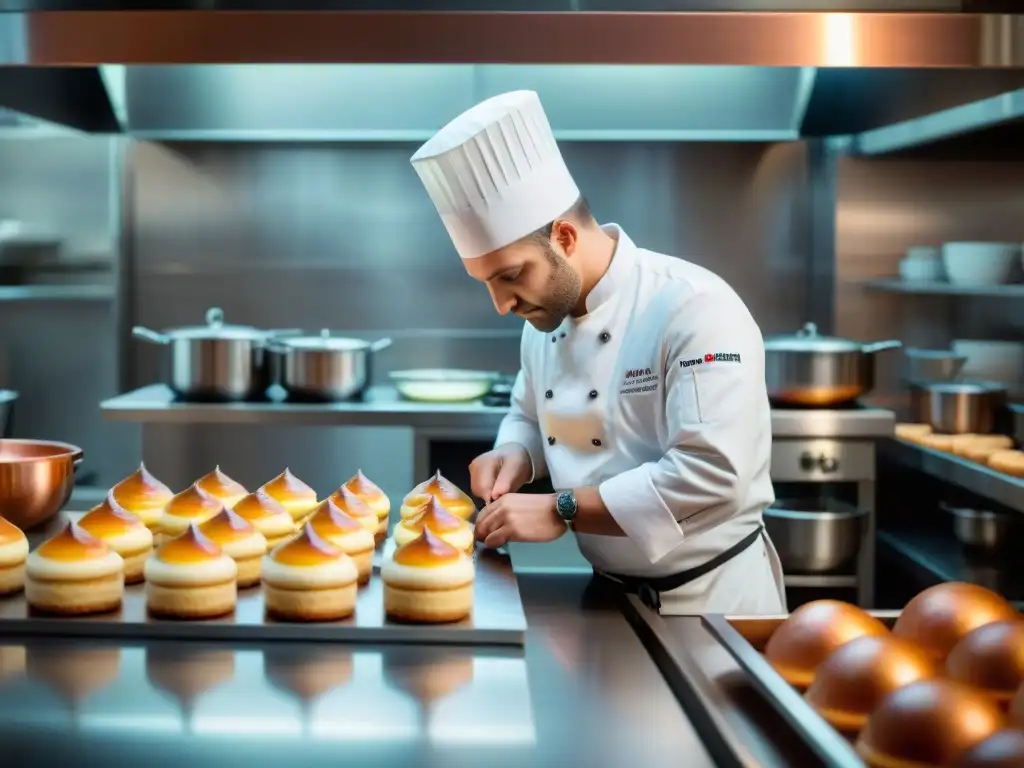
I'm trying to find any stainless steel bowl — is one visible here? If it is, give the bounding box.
[943,503,1014,551]
[0,439,83,530]
[763,498,868,573]
[910,380,1008,434]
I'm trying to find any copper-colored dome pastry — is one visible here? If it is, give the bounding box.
[400,470,475,521]
[947,621,1024,706]
[78,493,154,585]
[260,468,318,522]
[328,486,382,536]
[855,680,1004,768]
[159,483,225,540]
[393,495,474,554]
[110,463,174,531]
[232,490,296,550]
[764,600,889,690]
[199,509,267,589]
[195,466,249,510]
[0,515,28,596]
[25,522,125,615]
[144,524,238,620]
[1012,682,1024,728]
[381,529,475,624]
[950,730,1024,768]
[306,497,375,585]
[341,470,390,545]
[894,582,1018,661]
[805,634,938,734]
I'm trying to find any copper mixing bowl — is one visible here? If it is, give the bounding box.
[0,439,83,530]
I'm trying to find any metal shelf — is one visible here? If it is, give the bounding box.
[864,278,1024,297]
[0,285,114,302]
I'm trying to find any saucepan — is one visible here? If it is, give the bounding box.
[909,380,1008,434]
[764,322,902,407]
[269,330,393,401]
[0,439,83,530]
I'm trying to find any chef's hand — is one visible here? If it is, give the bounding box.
[469,443,532,504]
[475,493,566,549]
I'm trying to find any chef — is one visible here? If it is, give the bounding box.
[409,90,786,615]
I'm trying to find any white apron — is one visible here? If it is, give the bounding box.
[495,225,786,616]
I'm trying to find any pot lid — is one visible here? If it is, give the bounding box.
[763,322,865,353]
[163,308,268,341]
[275,329,373,352]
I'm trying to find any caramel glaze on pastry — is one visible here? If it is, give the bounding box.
[110,463,174,532]
[341,470,391,546]
[231,490,296,551]
[946,620,1024,706]
[764,600,889,691]
[262,523,359,622]
[893,582,1018,662]
[195,466,249,510]
[988,450,1024,479]
[260,468,318,523]
[328,486,381,538]
[158,483,225,542]
[78,493,154,585]
[950,730,1024,768]
[306,497,375,585]
[199,509,267,589]
[0,516,28,596]
[855,679,1004,768]
[393,495,474,554]
[25,522,124,615]
[144,524,237,620]
[804,634,938,734]
[382,529,474,624]
[400,470,476,521]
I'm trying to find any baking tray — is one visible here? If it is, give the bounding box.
[702,611,901,768]
[0,541,527,646]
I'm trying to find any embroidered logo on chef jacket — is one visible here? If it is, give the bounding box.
[619,367,659,396]
[681,352,742,368]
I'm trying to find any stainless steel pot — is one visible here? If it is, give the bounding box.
[763,498,868,573]
[764,322,902,407]
[132,307,298,402]
[943,502,1013,551]
[902,348,967,385]
[270,330,392,401]
[909,380,1008,434]
[0,389,15,438]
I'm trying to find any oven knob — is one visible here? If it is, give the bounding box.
[818,455,839,473]
[799,452,816,471]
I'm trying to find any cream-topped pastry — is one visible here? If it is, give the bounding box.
[0,516,28,596]
[158,483,225,541]
[306,497,375,585]
[232,490,296,550]
[262,524,359,622]
[328,486,381,537]
[145,524,237,619]
[196,466,249,510]
[382,529,474,624]
[25,522,124,615]
[198,508,266,588]
[78,493,154,584]
[400,470,475,521]
[393,495,474,554]
[260,468,318,523]
[110,463,174,532]
[341,470,391,545]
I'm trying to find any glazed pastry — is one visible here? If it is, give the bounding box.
[988,450,1024,478]
[393,494,474,554]
[382,529,474,624]
[25,522,124,615]
[946,620,1024,706]
[144,524,238,619]
[199,509,267,589]
[158,483,225,541]
[340,470,391,545]
[400,470,475,521]
[329,486,381,537]
[919,433,956,452]
[110,463,174,532]
[894,423,932,443]
[0,516,29,596]
[306,497,375,585]
[855,680,1003,768]
[232,490,296,550]
[195,466,249,510]
[77,493,154,585]
[262,523,359,622]
[950,730,1024,768]
[260,469,318,523]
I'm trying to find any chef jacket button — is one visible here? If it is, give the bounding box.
[599,331,611,343]
[588,390,598,399]
[547,436,556,445]
[551,336,557,343]
[545,390,553,399]
[560,332,566,338]
[592,438,603,447]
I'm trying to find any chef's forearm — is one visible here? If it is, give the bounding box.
[570,486,627,536]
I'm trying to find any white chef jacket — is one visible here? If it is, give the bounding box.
[494,224,786,615]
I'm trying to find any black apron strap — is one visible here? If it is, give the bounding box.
[601,526,764,613]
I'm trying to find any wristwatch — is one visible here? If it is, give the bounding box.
[555,490,578,525]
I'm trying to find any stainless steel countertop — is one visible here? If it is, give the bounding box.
[102,384,895,439]
[0,573,716,768]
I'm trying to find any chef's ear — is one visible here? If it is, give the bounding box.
[550,219,580,259]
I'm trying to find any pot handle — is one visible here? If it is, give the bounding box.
[370,338,393,353]
[70,448,84,467]
[863,340,903,354]
[132,326,170,345]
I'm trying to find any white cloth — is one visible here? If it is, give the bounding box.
[495,225,786,616]
[410,90,580,260]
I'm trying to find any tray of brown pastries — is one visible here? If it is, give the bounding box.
[0,464,526,646]
[703,583,1024,768]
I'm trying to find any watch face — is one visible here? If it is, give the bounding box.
[556,491,576,521]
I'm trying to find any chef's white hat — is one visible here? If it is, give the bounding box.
[410,90,580,260]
